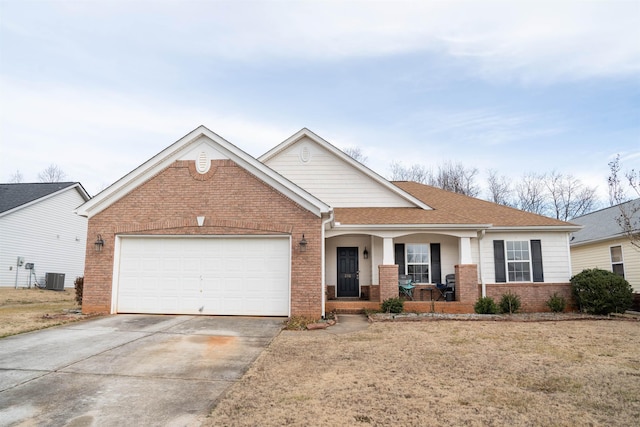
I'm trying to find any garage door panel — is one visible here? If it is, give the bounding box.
[117,237,289,316]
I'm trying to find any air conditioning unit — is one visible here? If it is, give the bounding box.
[45,273,65,291]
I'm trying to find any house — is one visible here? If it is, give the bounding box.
[0,182,90,289]
[570,199,640,294]
[76,126,580,317]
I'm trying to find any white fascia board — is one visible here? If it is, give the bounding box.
[489,225,583,232]
[259,128,432,210]
[76,126,331,218]
[332,223,492,232]
[2,183,89,218]
[570,234,627,247]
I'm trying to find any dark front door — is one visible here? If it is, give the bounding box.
[337,247,359,297]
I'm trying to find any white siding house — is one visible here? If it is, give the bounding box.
[570,200,640,293]
[0,182,90,288]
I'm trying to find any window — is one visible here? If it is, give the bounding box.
[610,246,625,278]
[506,241,531,282]
[406,244,429,283]
[494,239,543,283]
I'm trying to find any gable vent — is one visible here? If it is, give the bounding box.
[300,146,311,163]
[196,151,210,174]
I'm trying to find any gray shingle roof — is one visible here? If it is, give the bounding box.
[570,198,640,245]
[0,182,79,214]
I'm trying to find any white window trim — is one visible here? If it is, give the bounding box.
[506,240,532,283]
[609,244,625,277]
[405,243,430,284]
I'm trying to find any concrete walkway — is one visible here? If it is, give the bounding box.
[0,315,284,426]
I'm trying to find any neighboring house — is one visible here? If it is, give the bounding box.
[0,182,90,289]
[77,126,580,317]
[570,199,640,293]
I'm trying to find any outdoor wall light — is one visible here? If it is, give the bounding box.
[363,247,369,259]
[94,234,105,252]
[299,234,308,252]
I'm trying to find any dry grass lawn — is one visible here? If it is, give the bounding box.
[0,287,85,338]
[207,319,640,426]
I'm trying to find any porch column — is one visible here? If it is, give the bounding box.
[459,237,472,264]
[455,264,479,304]
[378,265,399,303]
[382,237,394,264]
[376,238,399,303]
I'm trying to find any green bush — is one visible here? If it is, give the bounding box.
[571,268,633,315]
[474,296,498,314]
[381,297,404,314]
[74,276,83,306]
[546,292,566,313]
[499,291,521,314]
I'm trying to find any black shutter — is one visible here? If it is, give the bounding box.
[395,244,405,275]
[493,240,506,283]
[430,243,441,284]
[531,240,544,282]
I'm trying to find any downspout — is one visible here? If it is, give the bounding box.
[321,210,334,319]
[477,230,486,297]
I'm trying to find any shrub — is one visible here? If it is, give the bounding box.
[546,292,566,313]
[74,276,84,306]
[571,268,633,315]
[474,296,498,314]
[381,297,404,314]
[499,292,521,314]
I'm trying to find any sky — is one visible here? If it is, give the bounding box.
[1,1,639,204]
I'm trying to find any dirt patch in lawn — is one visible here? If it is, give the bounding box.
[207,318,640,426]
[0,287,88,337]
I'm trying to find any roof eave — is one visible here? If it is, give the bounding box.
[489,225,583,232]
[333,223,493,230]
[2,183,89,218]
[259,128,432,210]
[76,126,331,218]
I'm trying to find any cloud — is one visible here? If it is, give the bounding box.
[4,1,637,85]
[0,77,292,195]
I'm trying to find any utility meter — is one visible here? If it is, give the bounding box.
[16,257,24,267]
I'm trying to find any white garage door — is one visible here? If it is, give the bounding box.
[116,236,290,316]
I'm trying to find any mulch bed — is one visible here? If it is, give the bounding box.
[370,311,640,322]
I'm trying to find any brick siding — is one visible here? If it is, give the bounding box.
[83,159,323,317]
[484,282,575,312]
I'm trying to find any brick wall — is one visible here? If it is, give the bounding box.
[455,264,478,305]
[484,282,575,312]
[379,265,399,302]
[83,159,323,317]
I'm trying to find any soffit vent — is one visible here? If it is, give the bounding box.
[196,151,210,174]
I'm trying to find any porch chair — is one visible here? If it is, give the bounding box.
[436,274,455,301]
[398,274,415,300]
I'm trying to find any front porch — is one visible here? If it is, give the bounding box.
[325,263,480,314]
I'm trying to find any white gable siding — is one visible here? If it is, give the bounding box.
[263,136,414,208]
[480,232,571,284]
[0,189,88,288]
[571,238,640,292]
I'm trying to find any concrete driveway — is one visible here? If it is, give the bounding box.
[0,314,284,426]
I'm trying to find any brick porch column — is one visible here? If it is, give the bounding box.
[455,264,479,304]
[379,265,399,302]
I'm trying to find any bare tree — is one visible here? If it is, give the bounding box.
[515,172,548,215]
[486,169,514,206]
[8,170,24,183]
[429,161,480,197]
[343,147,368,165]
[608,155,640,249]
[389,161,430,184]
[546,170,598,221]
[38,164,67,183]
